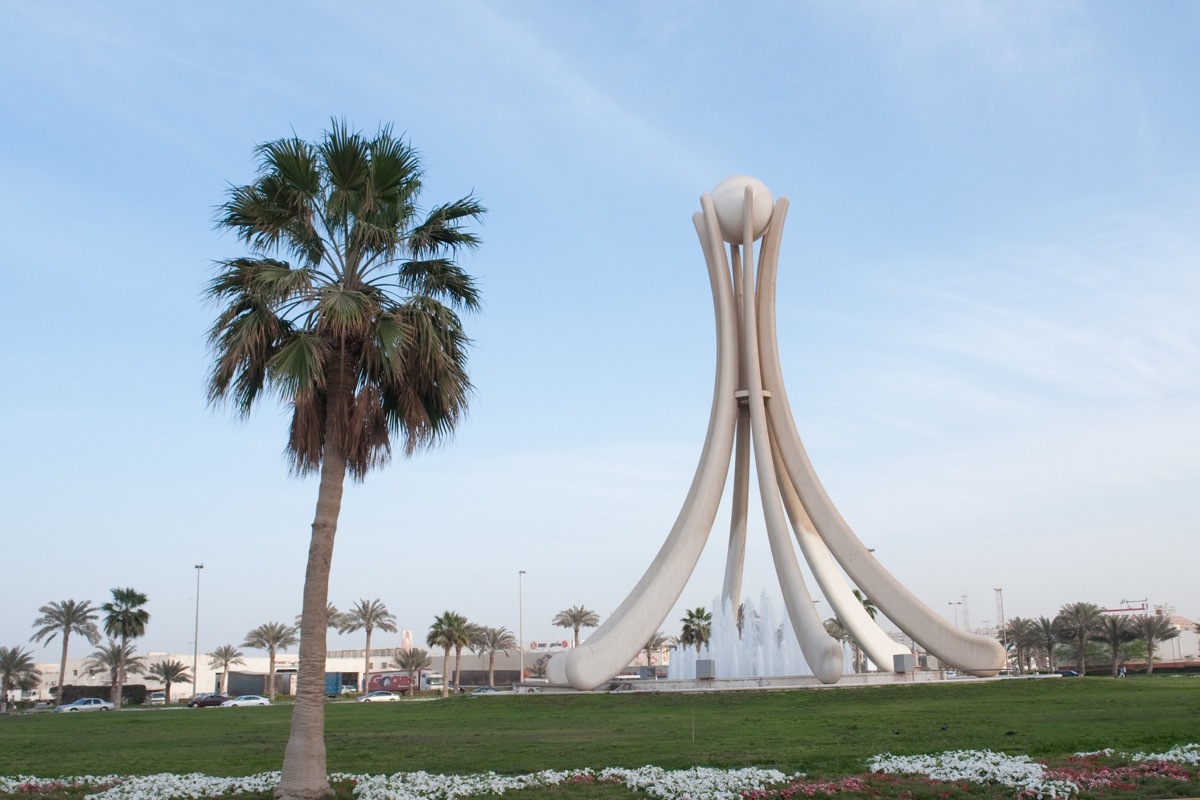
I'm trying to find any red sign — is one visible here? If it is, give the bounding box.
[368,672,414,692]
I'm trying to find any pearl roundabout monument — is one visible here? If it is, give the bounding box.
[546,176,1005,691]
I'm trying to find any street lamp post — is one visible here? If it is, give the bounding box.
[518,570,526,683]
[192,563,204,697]
[948,601,961,628]
[995,587,1007,662]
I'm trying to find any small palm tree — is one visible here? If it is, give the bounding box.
[679,607,713,653]
[1003,617,1039,674]
[471,626,517,688]
[551,605,600,647]
[100,588,150,708]
[207,644,246,695]
[642,631,675,669]
[84,640,147,696]
[1134,614,1180,674]
[1035,616,1058,672]
[209,121,485,800]
[1055,602,1102,674]
[456,623,481,691]
[242,622,299,700]
[295,603,348,633]
[0,646,42,712]
[147,659,192,704]
[426,611,469,698]
[1090,615,1137,677]
[394,647,431,695]
[341,599,398,692]
[29,599,101,703]
[853,589,878,620]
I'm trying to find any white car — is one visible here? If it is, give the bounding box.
[356,691,400,703]
[55,697,115,712]
[221,695,271,707]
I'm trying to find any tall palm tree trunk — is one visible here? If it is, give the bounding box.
[277,443,345,800]
[56,633,71,705]
[440,647,450,698]
[113,635,128,708]
[362,629,372,693]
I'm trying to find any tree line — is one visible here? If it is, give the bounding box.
[1001,601,1185,676]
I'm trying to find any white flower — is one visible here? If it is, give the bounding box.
[2,744,1196,800]
[869,749,1077,798]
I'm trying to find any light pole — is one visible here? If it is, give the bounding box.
[948,601,960,628]
[192,563,204,697]
[518,570,526,682]
[995,587,1007,662]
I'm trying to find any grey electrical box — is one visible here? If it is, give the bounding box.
[696,659,716,679]
[893,653,915,673]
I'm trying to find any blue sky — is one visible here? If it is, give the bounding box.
[2,1,1198,661]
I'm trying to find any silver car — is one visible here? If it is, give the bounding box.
[221,695,271,707]
[55,697,115,712]
[356,691,401,703]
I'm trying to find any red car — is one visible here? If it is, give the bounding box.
[187,694,229,708]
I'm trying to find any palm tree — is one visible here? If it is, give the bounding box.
[1054,602,1102,674]
[1091,615,1137,677]
[642,631,674,670]
[394,647,431,695]
[471,626,517,688]
[100,588,150,708]
[679,607,713,653]
[147,659,192,704]
[295,603,348,633]
[340,599,398,692]
[1035,616,1058,672]
[242,622,299,700]
[854,589,878,619]
[551,605,600,647]
[29,599,101,703]
[426,611,469,698]
[208,121,484,799]
[1003,617,1039,674]
[455,622,481,691]
[0,646,42,712]
[84,640,146,696]
[1134,614,1180,674]
[207,644,246,695]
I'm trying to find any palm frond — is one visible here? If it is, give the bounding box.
[267,332,327,399]
[398,258,480,309]
[315,285,377,339]
[407,197,486,258]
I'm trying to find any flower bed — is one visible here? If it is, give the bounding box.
[2,745,1197,800]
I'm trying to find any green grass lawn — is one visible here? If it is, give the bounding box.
[3,676,1198,780]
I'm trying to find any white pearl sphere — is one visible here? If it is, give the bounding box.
[711,176,773,244]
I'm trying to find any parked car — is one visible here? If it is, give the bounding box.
[469,687,498,695]
[54,697,114,713]
[187,694,229,708]
[356,691,400,703]
[1059,670,1082,678]
[148,692,166,706]
[221,695,271,707]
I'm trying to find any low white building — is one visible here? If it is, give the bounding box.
[24,647,530,702]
